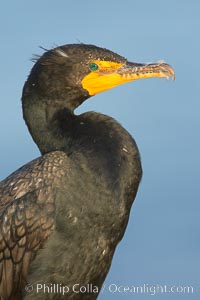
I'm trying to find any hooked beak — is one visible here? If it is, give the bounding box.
[118,61,175,81]
[82,60,175,96]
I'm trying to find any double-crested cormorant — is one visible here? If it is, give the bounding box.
[0,44,174,300]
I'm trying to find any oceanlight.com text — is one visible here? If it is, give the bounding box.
[103,283,194,295]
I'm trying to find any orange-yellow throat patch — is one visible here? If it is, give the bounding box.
[81,60,126,96]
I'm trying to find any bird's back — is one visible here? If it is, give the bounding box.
[0,151,68,299]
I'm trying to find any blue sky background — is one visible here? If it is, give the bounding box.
[0,1,200,299]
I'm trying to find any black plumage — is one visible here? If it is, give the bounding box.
[0,44,174,299]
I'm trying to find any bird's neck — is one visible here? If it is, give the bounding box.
[22,94,142,199]
[22,96,79,155]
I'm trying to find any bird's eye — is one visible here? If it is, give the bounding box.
[89,63,99,71]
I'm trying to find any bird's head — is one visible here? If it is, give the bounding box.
[23,44,175,110]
